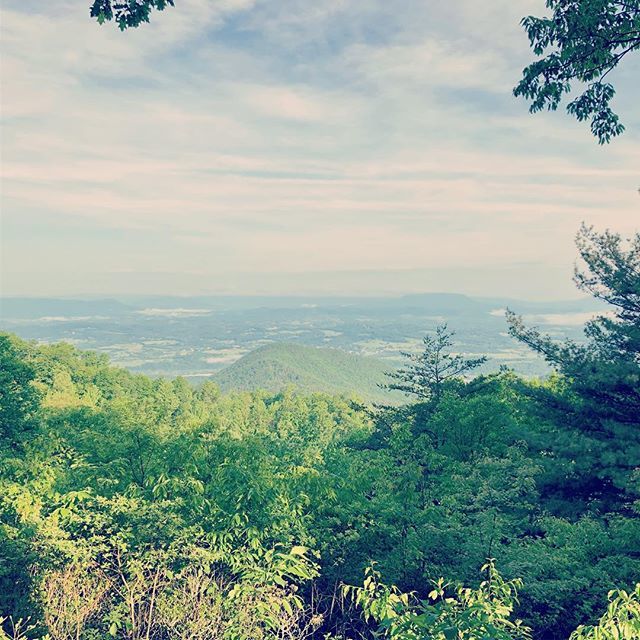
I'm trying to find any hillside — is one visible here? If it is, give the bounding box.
[214,342,401,404]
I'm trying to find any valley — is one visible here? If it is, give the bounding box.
[0,294,602,387]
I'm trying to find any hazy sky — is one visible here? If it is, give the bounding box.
[1,0,638,299]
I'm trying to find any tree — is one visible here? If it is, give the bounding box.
[0,336,42,621]
[509,225,639,425]
[514,0,640,143]
[507,225,640,514]
[90,0,175,30]
[0,335,39,447]
[383,325,486,404]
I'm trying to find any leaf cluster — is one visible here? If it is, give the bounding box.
[90,0,175,30]
[514,0,640,142]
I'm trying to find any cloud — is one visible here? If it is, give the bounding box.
[1,0,638,298]
[344,40,509,93]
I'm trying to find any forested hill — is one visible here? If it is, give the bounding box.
[214,342,402,403]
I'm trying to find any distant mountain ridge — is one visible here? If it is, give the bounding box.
[1,293,601,379]
[1,293,601,318]
[0,297,133,319]
[214,343,401,404]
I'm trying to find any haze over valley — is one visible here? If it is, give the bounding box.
[1,293,603,389]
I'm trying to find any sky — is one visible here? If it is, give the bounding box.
[1,0,639,300]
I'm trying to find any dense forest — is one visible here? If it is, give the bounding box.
[213,343,400,404]
[1,226,639,639]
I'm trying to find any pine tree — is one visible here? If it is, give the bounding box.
[507,226,640,515]
[383,324,486,404]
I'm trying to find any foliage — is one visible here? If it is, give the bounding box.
[570,584,640,640]
[514,0,640,143]
[382,325,486,403]
[215,342,402,405]
[507,226,640,516]
[0,617,39,640]
[90,0,175,30]
[344,560,531,639]
[0,335,39,446]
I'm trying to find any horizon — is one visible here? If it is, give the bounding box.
[0,289,593,304]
